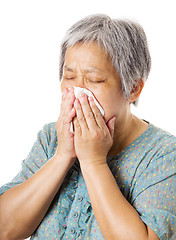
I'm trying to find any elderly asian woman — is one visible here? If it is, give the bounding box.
[0,14,175,240]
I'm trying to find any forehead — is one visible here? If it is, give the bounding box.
[64,42,114,72]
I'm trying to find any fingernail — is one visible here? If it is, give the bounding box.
[74,99,79,107]
[64,88,69,93]
[68,87,74,93]
[70,87,74,92]
[80,93,86,98]
[88,96,94,101]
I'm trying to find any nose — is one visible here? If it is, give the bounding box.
[61,75,90,92]
[73,76,86,88]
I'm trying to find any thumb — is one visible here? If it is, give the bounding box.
[107,116,116,138]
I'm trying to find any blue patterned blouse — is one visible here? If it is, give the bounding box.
[0,122,176,240]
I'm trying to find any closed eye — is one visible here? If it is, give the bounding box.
[88,79,105,83]
[63,76,104,83]
[64,77,75,80]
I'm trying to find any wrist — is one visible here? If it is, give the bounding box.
[53,153,76,169]
[80,160,107,172]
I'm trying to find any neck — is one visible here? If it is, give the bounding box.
[108,113,149,157]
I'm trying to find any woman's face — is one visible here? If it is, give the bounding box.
[61,42,129,123]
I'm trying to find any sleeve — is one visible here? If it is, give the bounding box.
[131,146,176,240]
[0,122,57,196]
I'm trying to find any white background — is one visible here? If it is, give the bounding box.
[0,0,176,190]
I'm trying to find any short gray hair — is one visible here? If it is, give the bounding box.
[59,14,151,100]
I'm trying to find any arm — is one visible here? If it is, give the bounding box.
[0,87,76,240]
[0,154,72,240]
[80,162,159,240]
[73,94,159,240]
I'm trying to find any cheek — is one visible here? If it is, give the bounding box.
[94,95,113,122]
[60,80,65,92]
[98,94,123,122]
[101,101,114,122]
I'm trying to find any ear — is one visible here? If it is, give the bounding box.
[128,79,144,103]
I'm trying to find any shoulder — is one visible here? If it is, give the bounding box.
[149,123,176,157]
[31,121,57,159]
[43,121,57,136]
[131,123,176,196]
[38,121,57,137]
[36,121,57,147]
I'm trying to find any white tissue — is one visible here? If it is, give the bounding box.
[70,87,104,133]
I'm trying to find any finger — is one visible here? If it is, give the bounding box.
[73,116,82,135]
[63,89,75,111]
[106,116,116,138]
[88,96,106,129]
[74,98,88,132]
[63,107,76,125]
[78,94,97,129]
[56,107,76,135]
[61,87,75,113]
[58,87,76,133]
[60,88,76,120]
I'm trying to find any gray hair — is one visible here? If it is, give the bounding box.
[59,14,151,100]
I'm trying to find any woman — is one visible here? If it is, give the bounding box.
[0,14,175,240]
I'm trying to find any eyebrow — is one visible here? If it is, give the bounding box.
[64,66,74,72]
[64,65,103,73]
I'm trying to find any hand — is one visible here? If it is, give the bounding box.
[55,87,76,166]
[73,93,116,167]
